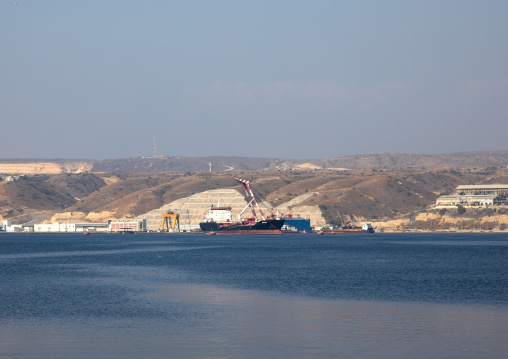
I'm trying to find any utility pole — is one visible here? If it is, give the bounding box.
[58,203,61,233]
[145,204,148,232]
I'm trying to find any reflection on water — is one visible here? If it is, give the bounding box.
[394,240,508,246]
[2,282,507,359]
[0,245,217,260]
[1,233,507,358]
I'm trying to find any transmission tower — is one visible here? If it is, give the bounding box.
[153,136,157,158]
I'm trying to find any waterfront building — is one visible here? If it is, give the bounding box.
[35,223,75,232]
[32,222,109,233]
[108,219,146,233]
[3,220,142,233]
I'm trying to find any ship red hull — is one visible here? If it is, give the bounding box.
[199,219,285,234]
[330,230,374,234]
[212,229,283,235]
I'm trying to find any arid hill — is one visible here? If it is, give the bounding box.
[1,151,507,175]
[2,167,508,228]
[296,151,508,170]
[0,173,107,223]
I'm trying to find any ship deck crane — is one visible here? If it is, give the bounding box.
[235,178,265,220]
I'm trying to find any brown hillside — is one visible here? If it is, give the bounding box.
[2,167,508,227]
[0,176,76,222]
[303,152,508,170]
[44,173,107,199]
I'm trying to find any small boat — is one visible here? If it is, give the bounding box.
[83,232,89,235]
[206,232,216,235]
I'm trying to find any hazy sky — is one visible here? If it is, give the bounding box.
[1,1,507,160]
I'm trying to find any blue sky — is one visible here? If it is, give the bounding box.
[1,1,507,159]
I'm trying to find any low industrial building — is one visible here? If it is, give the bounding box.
[436,184,508,207]
[456,184,508,196]
[2,220,145,233]
[1,176,21,182]
[34,222,109,233]
[108,219,146,233]
[436,194,504,207]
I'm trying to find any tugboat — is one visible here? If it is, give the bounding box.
[199,178,285,235]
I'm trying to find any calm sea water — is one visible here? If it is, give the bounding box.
[1,233,507,358]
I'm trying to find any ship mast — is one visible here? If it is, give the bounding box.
[235,178,265,220]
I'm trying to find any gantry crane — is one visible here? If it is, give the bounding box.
[161,211,180,232]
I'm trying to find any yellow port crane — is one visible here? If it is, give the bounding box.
[161,211,180,232]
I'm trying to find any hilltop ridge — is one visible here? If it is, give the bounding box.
[1,151,508,174]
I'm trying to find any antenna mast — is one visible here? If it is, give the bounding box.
[153,136,157,158]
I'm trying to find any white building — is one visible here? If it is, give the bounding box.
[4,219,143,233]
[33,222,110,233]
[436,194,503,207]
[2,176,20,182]
[2,220,11,231]
[2,220,31,232]
[456,184,508,196]
[436,184,508,207]
[6,224,23,233]
[34,223,75,232]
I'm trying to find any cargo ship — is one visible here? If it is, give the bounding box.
[199,178,285,235]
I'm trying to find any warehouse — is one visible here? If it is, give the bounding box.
[456,184,508,196]
[436,194,504,207]
[436,184,508,207]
